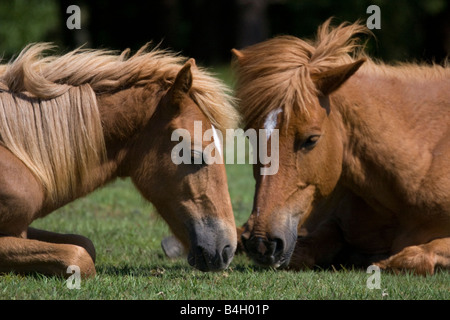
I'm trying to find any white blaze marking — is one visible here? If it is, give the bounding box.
[211,124,222,158]
[260,108,282,181]
[264,108,282,140]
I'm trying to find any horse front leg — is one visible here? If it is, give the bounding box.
[374,237,450,275]
[0,147,96,278]
[27,227,96,263]
[0,234,96,278]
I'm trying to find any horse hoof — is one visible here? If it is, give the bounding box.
[161,235,186,259]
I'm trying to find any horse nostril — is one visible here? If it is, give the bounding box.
[221,244,233,264]
[273,237,284,257]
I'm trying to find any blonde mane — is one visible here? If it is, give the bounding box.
[0,43,238,204]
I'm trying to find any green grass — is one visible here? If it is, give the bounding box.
[0,164,448,300]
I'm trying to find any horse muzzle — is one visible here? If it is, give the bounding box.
[241,223,297,268]
[187,218,237,272]
[187,242,234,272]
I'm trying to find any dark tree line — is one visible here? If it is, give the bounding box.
[1,0,449,64]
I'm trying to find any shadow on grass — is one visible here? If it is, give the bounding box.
[96,256,273,277]
[95,251,397,278]
[97,263,190,277]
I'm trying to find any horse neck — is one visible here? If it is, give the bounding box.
[39,85,162,215]
[330,69,445,208]
[96,85,163,179]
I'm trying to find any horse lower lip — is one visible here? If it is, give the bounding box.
[265,259,285,269]
[251,254,276,266]
[249,251,288,268]
[272,261,282,268]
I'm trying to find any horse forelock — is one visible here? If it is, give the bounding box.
[234,18,369,128]
[187,67,240,134]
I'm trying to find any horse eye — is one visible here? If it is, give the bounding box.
[191,150,206,166]
[298,135,320,150]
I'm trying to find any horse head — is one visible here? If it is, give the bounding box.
[128,60,238,271]
[232,29,365,268]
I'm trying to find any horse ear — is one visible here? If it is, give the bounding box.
[312,58,366,96]
[170,59,194,102]
[231,49,245,63]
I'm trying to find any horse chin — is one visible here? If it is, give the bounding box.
[160,230,235,272]
[253,252,292,270]
[185,217,237,272]
[264,260,287,269]
[274,256,292,269]
[243,222,297,269]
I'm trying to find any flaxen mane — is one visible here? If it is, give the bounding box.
[0,43,238,204]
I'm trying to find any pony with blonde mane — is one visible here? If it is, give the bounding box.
[0,43,239,276]
[233,19,450,275]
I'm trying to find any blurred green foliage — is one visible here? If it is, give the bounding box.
[0,0,61,60]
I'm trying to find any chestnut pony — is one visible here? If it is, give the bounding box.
[233,19,450,275]
[0,43,239,276]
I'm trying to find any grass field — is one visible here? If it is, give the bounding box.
[0,67,448,300]
[0,164,448,300]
